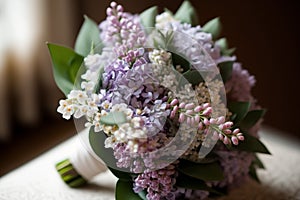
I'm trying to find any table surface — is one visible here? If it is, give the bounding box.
[0,127,300,200]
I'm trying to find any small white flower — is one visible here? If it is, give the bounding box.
[101,100,112,110]
[155,12,178,29]
[104,136,115,148]
[81,69,98,82]
[62,105,74,120]
[67,90,88,104]
[57,99,69,114]
[84,54,102,70]
[81,81,95,92]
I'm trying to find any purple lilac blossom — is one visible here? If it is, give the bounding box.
[225,62,256,102]
[133,164,177,200]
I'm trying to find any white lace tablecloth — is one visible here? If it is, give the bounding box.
[0,127,299,200]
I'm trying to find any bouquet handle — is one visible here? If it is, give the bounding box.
[55,139,107,187]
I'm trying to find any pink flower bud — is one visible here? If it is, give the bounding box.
[194,106,202,112]
[185,103,195,110]
[170,99,179,106]
[187,117,191,125]
[237,135,244,141]
[179,113,185,123]
[106,8,113,16]
[224,121,233,128]
[194,115,200,123]
[231,136,239,145]
[198,122,203,130]
[219,133,224,141]
[202,103,210,109]
[233,128,240,135]
[110,1,117,8]
[223,136,230,145]
[179,102,186,108]
[203,118,210,126]
[116,5,123,12]
[218,124,224,130]
[190,117,195,125]
[185,110,193,115]
[202,107,212,116]
[212,131,219,141]
[170,110,176,119]
[173,105,179,113]
[217,116,225,124]
[224,129,232,134]
[209,118,217,124]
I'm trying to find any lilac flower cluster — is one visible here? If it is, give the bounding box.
[99,2,146,65]
[168,99,244,146]
[134,164,177,200]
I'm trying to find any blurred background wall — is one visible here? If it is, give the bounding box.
[0,0,299,144]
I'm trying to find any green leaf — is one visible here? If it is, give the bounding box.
[89,128,119,168]
[108,167,135,181]
[137,190,147,200]
[183,70,204,86]
[171,53,190,72]
[140,6,158,32]
[252,154,265,169]
[164,8,173,15]
[218,61,233,83]
[47,43,84,96]
[175,0,199,26]
[116,180,142,200]
[177,160,224,181]
[100,111,127,125]
[202,17,222,39]
[249,163,260,183]
[176,172,224,195]
[227,101,251,124]
[238,109,266,130]
[75,15,102,56]
[231,132,271,154]
[215,38,236,56]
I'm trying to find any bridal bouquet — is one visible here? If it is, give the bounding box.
[48,1,270,199]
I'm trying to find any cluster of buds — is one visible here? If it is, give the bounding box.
[168,99,244,145]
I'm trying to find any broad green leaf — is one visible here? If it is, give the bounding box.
[164,8,173,15]
[249,163,260,183]
[140,6,158,32]
[218,61,233,83]
[183,70,204,86]
[100,111,127,125]
[171,53,190,72]
[231,132,271,154]
[238,109,266,130]
[75,15,102,56]
[108,167,135,181]
[202,17,222,39]
[215,38,236,56]
[177,160,224,181]
[175,0,199,26]
[89,128,119,168]
[176,172,224,195]
[93,65,105,92]
[227,101,251,124]
[137,190,147,200]
[47,43,84,96]
[252,154,265,169]
[116,180,142,200]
